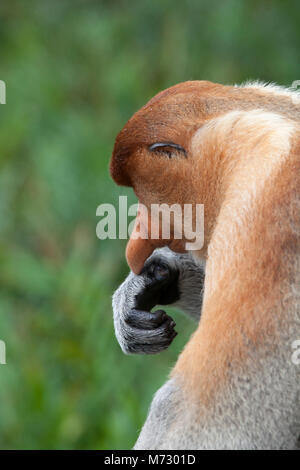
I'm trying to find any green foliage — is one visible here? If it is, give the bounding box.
[0,0,299,449]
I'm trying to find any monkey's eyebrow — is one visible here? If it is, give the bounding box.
[148,142,187,157]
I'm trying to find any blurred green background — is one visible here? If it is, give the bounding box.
[0,0,299,449]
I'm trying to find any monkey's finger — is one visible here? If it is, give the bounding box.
[143,260,171,281]
[135,330,178,355]
[124,316,177,345]
[144,316,177,340]
[125,309,172,330]
[128,330,177,354]
[134,264,173,311]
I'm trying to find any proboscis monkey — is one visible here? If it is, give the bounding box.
[110,81,300,450]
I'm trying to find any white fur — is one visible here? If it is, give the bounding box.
[238,80,300,105]
[192,110,296,290]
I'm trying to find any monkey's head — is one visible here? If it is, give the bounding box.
[110,80,231,273]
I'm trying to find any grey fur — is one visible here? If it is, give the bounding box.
[135,329,300,449]
[111,82,300,449]
[134,257,300,450]
[113,248,299,449]
[112,247,205,354]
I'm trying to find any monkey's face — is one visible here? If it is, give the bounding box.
[110,81,226,273]
[125,143,200,273]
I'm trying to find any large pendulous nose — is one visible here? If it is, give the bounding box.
[125,214,157,274]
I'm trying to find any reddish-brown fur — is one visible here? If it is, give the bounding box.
[174,142,300,402]
[110,80,300,402]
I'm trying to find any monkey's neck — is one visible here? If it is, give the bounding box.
[191,109,298,254]
[173,115,300,443]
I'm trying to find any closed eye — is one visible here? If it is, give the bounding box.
[148,142,187,158]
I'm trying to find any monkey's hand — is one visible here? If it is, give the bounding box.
[112,247,205,355]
